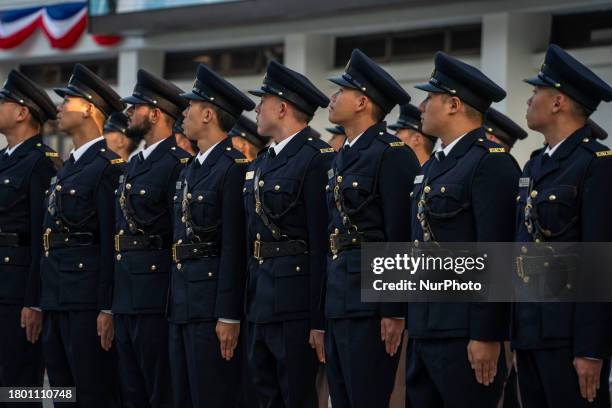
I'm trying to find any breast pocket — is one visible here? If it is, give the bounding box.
[425,183,469,219]
[188,190,219,228]
[58,184,96,225]
[262,178,300,216]
[339,174,374,212]
[127,184,165,225]
[0,174,26,211]
[534,185,578,237]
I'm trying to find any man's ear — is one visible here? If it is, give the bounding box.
[202,105,214,124]
[81,101,94,118]
[15,105,30,123]
[355,94,368,114]
[551,93,564,114]
[278,100,289,119]
[447,96,461,115]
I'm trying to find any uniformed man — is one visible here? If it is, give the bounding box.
[0,70,60,408]
[244,60,332,408]
[174,116,198,156]
[230,114,269,160]
[482,107,530,408]
[41,63,125,407]
[111,69,190,408]
[406,52,520,408]
[325,125,345,152]
[165,63,254,407]
[325,48,420,407]
[483,108,528,152]
[388,102,436,165]
[514,44,612,408]
[104,111,142,162]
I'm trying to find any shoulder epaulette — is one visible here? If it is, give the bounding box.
[168,145,191,163]
[579,137,612,158]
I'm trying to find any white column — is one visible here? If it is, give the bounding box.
[284,33,335,139]
[481,12,551,167]
[117,49,164,97]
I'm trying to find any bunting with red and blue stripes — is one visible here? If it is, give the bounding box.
[0,2,120,49]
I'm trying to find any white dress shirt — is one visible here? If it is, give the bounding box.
[195,140,223,165]
[70,136,105,162]
[269,130,301,155]
[141,138,166,160]
[4,141,25,156]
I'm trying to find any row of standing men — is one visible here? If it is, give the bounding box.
[0,43,611,408]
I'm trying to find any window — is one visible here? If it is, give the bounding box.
[19,59,118,88]
[164,43,283,79]
[334,24,481,67]
[551,10,612,49]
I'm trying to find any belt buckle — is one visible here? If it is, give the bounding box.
[516,256,529,283]
[114,234,121,252]
[254,240,262,261]
[329,233,338,256]
[43,231,50,251]
[172,244,178,263]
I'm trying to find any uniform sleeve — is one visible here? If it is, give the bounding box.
[215,162,248,321]
[97,163,124,310]
[378,146,420,317]
[468,152,520,340]
[574,156,612,358]
[23,157,57,307]
[303,152,334,330]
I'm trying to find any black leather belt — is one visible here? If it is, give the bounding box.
[172,242,219,263]
[515,254,579,284]
[0,233,19,247]
[115,234,163,252]
[253,239,308,262]
[43,231,94,251]
[329,230,385,256]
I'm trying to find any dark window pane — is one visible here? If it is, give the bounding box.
[334,24,481,67]
[20,59,117,88]
[551,10,612,49]
[450,26,481,53]
[164,44,283,79]
[335,36,386,66]
[392,31,445,60]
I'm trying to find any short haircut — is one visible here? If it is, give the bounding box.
[289,103,313,124]
[370,100,386,123]
[206,102,237,133]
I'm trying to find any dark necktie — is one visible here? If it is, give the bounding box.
[137,152,145,162]
[268,147,276,159]
[436,151,446,162]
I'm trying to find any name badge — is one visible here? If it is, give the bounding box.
[50,176,57,185]
[119,175,125,183]
[327,169,334,179]
[176,181,182,190]
[519,177,530,188]
[414,175,424,184]
[245,171,254,180]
